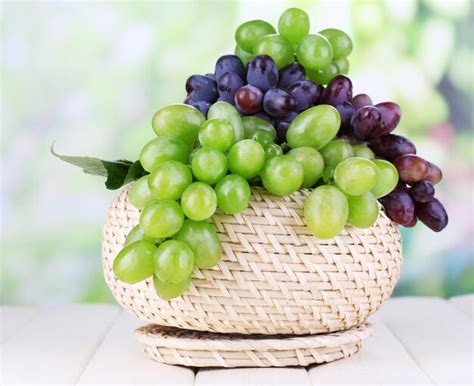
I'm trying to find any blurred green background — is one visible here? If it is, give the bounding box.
[1,0,473,304]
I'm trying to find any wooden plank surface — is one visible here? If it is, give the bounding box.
[307,315,433,385]
[378,297,473,385]
[78,311,195,385]
[449,294,473,318]
[0,306,38,342]
[1,304,120,384]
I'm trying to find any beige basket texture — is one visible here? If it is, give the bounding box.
[102,186,402,336]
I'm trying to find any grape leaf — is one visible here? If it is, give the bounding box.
[51,144,147,190]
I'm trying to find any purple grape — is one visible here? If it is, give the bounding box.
[425,161,443,185]
[351,93,373,110]
[320,75,353,106]
[393,154,429,185]
[247,55,279,93]
[183,95,195,105]
[191,101,211,116]
[286,80,321,112]
[410,180,435,203]
[416,197,448,232]
[263,88,296,118]
[369,134,417,161]
[380,189,416,226]
[235,85,263,114]
[376,102,401,135]
[215,55,246,81]
[185,75,218,103]
[217,72,245,104]
[276,122,290,144]
[205,73,216,81]
[278,62,306,89]
[350,106,382,141]
[335,101,354,130]
[252,112,272,122]
[405,214,418,228]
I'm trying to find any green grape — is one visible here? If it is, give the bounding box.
[124,225,161,247]
[319,28,353,60]
[228,139,265,179]
[371,159,399,198]
[250,130,274,148]
[265,143,283,160]
[152,104,205,148]
[199,118,235,152]
[352,144,374,159]
[287,147,324,188]
[140,136,189,172]
[322,166,334,183]
[181,182,217,221]
[296,34,333,70]
[235,45,253,66]
[154,240,194,284]
[153,275,191,300]
[278,8,310,45]
[304,185,349,239]
[307,63,339,85]
[235,19,276,53]
[334,57,350,75]
[191,148,228,185]
[286,105,341,150]
[261,155,304,196]
[242,116,276,139]
[207,101,245,142]
[214,174,251,214]
[140,200,184,238]
[320,139,354,169]
[128,175,154,209]
[347,192,379,228]
[334,157,379,196]
[174,220,222,269]
[148,161,192,200]
[254,34,294,69]
[113,241,156,284]
[188,147,200,164]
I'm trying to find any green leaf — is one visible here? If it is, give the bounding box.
[51,144,147,190]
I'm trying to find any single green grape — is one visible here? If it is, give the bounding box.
[320,139,354,169]
[261,155,304,196]
[334,157,379,196]
[296,34,333,70]
[228,139,265,179]
[181,182,217,221]
[319,28,353,60]
[199,118,235,152]
[242,116,276,139]
[265,143,283,160]
[334,57,350,75]
[153,275,191,300]
[347,192,379,228]
[140,136,189,172]
[174,219,222,269]
[352,144,374,159]
[304,185,349,239]
[148,161,192,200]
[322,166,334,184]
[371,159,399,198]
[191,148,228,185]
[278,8,310,45]
[286,105,341,150]
[214,174,251,214]
[152,104,205,148]
[254,34,294,69]
[250,130,274,148]
[307,63,339,85]
[207,101,245,142]
[124,225,161,247]
[154,240,194,284]
[287,147,325,188]
[113,241,156,284]
[128,175,154,209]
[140,200,184,238]
[235,45,254,65]
[235,19,276,53]
[188,147,200,164]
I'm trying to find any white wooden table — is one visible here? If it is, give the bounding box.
[1,296,472,385]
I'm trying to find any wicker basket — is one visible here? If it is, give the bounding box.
[102,186,402,336]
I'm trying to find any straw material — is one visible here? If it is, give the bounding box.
[135,322,373,367]
[103,186,402,335]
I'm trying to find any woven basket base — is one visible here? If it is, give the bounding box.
[135,322,373,368]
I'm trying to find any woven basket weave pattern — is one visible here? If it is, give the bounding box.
[102,187,402,335]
